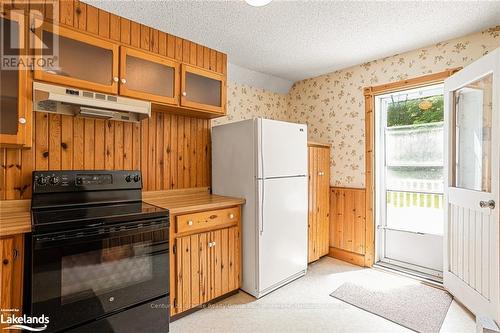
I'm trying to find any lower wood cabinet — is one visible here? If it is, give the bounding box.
[170,207,240,316]
[0,234,24,331]
[307,143,330,263]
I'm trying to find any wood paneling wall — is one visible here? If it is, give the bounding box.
[329,187,367,266]
[0,113,210,199]
[0,0,227,200]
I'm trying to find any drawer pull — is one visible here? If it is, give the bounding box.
[229,213,235,219]
[187,220,193,226]
[209,215,217,219]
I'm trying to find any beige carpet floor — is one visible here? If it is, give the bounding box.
[171,257,475,333]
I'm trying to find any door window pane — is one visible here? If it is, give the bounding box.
[1,17,20,135]
[125,55,174,97]
[453,74,492,192]
[42,30,113,85]
[185,72,221,107]
[379,84,445,236]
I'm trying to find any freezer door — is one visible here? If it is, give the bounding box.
[257,119,308,179]
[258,176,308,292]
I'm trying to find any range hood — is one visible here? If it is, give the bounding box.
[33,82,151,122]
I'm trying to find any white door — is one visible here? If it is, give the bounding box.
[258,176,308,294]
[444,48,500,322]
[257,118,308,179]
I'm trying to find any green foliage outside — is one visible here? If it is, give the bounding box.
[387,95,444,127]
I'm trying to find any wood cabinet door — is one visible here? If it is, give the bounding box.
[180,64,226,114]
[0,11,28,147]
[119,47,179,105]
[318,147,330,256]
[308,146,331,262]
[173,226,240,315]
[33,21,119,94]
[308,147,319,263]
[0,235,24,331]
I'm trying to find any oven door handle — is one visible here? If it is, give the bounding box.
[34,219,168,248]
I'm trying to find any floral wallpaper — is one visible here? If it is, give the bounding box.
[213,83,288,126]
[288,26,500,188]
[218,27,499,188]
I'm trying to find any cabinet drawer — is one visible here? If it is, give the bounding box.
[176,207,239,234]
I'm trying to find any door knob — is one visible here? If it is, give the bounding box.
[479,200,495,209]
[121,78,127,84]
[113,77,119,82]
[182,91,187,97]
[19,117,26,124]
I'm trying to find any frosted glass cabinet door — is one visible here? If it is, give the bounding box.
[119,47,179,105]
[0,11,28,146]
[453,74,493,192]
[33,22,119,94]
[180,65,226,114]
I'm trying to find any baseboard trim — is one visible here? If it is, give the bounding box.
[328,247,366,267]
[170,289,239,322]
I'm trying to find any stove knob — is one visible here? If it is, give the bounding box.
[133,175,140,182]
[49,176,60,185]
[125,175,132,183]
[37,176,48,186]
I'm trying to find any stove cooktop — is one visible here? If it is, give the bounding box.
[32,201,168,233]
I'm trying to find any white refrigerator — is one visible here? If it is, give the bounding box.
[212,118,308,298]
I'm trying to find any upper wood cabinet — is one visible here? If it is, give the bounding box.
[0,11,29,147]
[119,47,180,105]
[33,21,119,94]
[181,65,226,114]
[308,144,330,263]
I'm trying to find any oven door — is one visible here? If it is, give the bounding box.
[31,218,169,333]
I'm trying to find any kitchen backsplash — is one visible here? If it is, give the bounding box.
[223,26,499,188]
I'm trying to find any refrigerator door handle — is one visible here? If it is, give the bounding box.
[260,119,265,235]
[261,180,264,235]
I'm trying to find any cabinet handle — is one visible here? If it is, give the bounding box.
[113,77,119,83]
[212,241,216,247]
[13,249,18,259]
[19,117,26,124]
[2,259,8,265]
[182,91,187,97]
[209,215,217,219]
[208,241,215,248]
[318,171,324,176]
[121,78,127,84]
[187,220,193,226]
[229,213,234,219]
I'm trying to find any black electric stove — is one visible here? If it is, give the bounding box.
[27,170,170,333]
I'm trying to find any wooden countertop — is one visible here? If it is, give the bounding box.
[0,188,245,237]
[0,200,31,237]
[143,187,245,215]
[308,140,330,148]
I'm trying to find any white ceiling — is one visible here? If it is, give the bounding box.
[88,0,500,82]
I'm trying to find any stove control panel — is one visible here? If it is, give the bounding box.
[33,170,143,193]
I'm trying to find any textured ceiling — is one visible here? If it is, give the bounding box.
[88,0,500,82]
